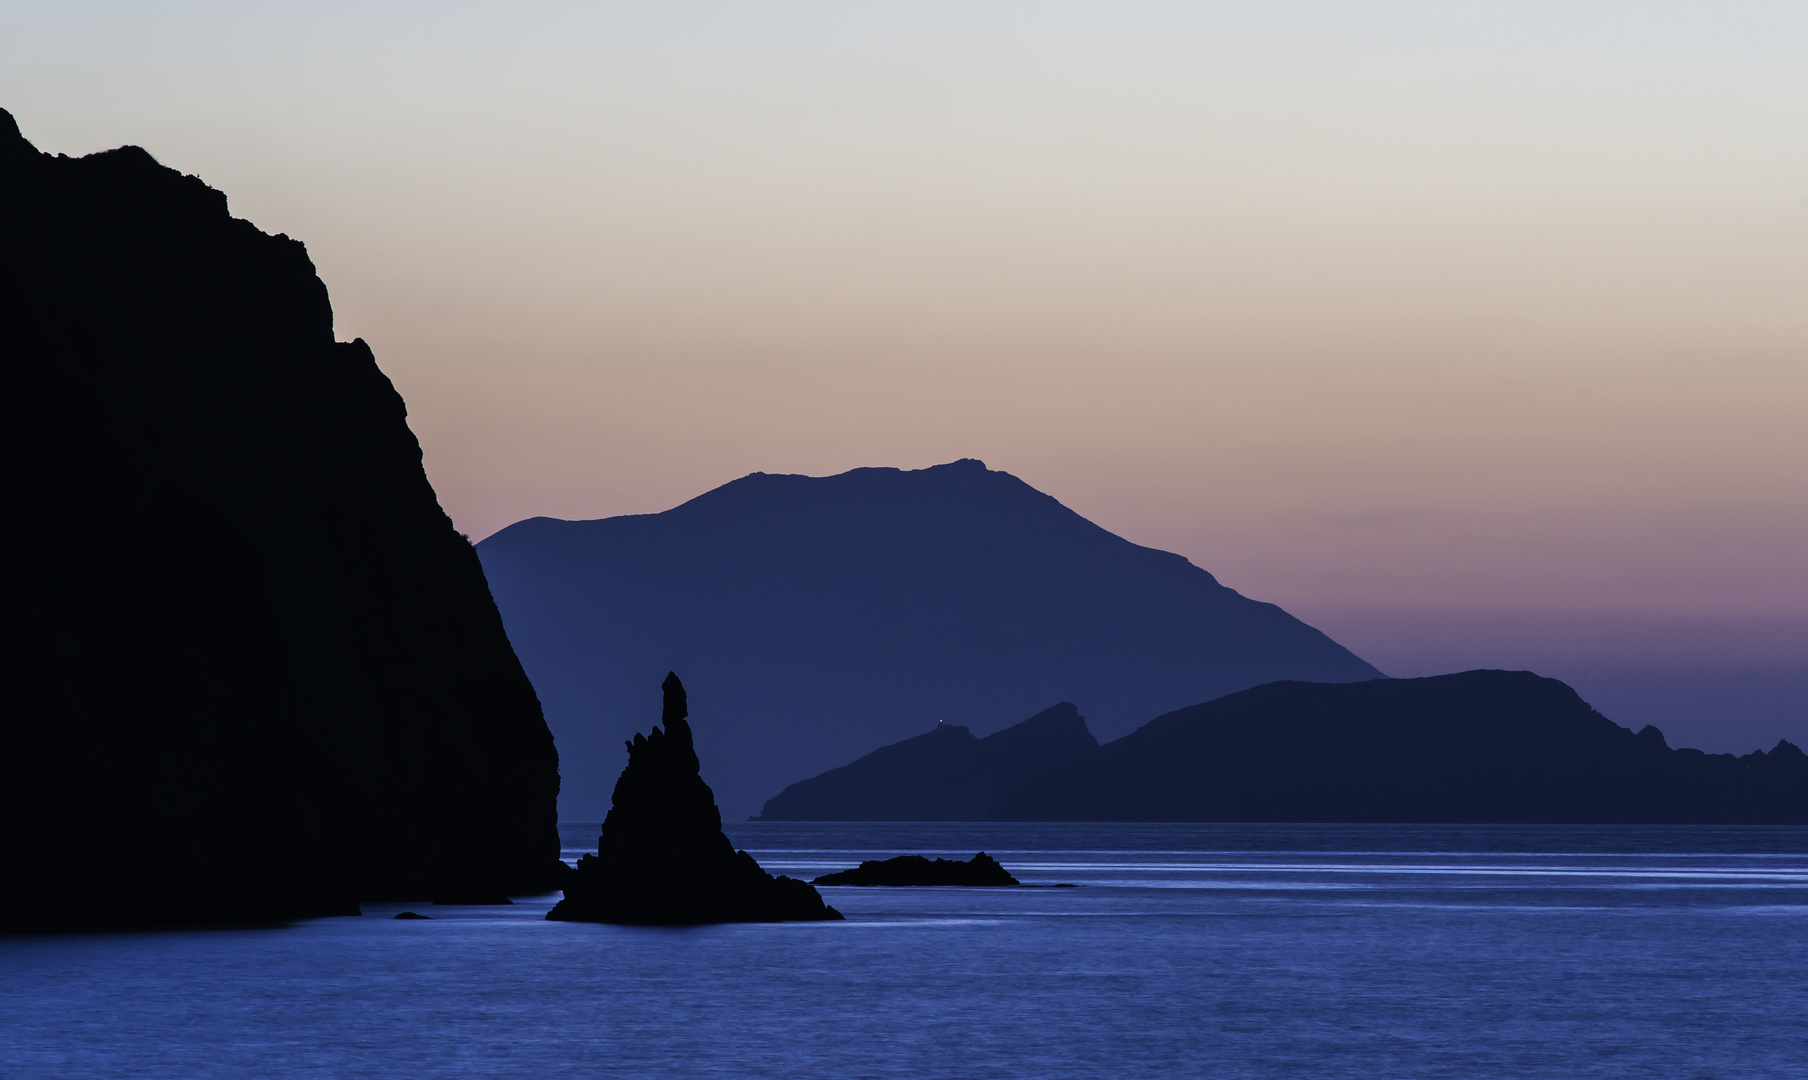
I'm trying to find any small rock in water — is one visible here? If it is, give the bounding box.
[393,911,431,920]
[812,852,1020,887]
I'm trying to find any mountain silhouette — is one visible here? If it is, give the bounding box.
[757,703,1098,821]
[0,110,560,930]
[761,670,1808,822]
[477,460,1382,819]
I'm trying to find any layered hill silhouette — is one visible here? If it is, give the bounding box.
[758,703,1098,821]
[762,671,1808,823]
[0,110,560,930]
[477,460,1382,819]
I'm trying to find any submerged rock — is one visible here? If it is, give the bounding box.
[547,674,842,925]
[812,852,1020,887]
[393,912,431,920]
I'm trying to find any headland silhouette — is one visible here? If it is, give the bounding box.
[0,110,560,931]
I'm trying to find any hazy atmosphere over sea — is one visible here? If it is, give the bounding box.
[9,6,1808,1077]
[6,1,1806,753]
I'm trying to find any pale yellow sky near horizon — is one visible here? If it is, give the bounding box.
[6,0,1807,618]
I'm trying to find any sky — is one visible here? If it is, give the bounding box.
[6,1,1806,749]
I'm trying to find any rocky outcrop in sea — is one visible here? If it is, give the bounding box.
[548,674,842,924]
[812,853,1020,887]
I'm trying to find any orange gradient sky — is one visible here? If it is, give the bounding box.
[6,1,1806,621]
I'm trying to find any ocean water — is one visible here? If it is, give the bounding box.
[4,823,1808,1079]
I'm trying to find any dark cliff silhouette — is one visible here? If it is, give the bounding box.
[477,460,1382,820]
[812,853,1020,887]
[765,671,1808,823]
[757,703,1097,820]
[0,110,561,931]
[548,674,841,924]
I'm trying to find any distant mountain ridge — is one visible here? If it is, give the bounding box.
[478,459,1382,819]
[760,670,1808,823]
[757,703,1098,821]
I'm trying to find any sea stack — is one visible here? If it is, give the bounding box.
[548,674,842,924]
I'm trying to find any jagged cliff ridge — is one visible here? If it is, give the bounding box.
[757,703,1097,821]
[548,674,840,924]
[766,671,1808,823]
[478,459,1383,820]
[0,110,561,931]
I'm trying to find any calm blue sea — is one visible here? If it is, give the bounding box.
[5,822,1808,1078]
